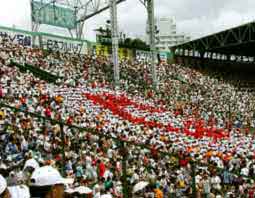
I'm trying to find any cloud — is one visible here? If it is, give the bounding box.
[0,0,31,29]
[85,1,147,39]
[0,0,254,41]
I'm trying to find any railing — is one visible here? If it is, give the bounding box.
[3,61,255,197]
[9,61,61,83]
[1,102,255,197]
[0,102,178,197]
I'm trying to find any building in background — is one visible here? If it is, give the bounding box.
[147,17,191,51]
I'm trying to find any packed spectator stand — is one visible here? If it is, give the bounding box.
[0,37,255,198]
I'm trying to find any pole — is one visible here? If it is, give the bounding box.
[77,0,126,22]
[110,0,120,87]
[30,0,38,47]
[147,0,157,89]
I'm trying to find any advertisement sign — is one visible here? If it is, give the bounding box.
[95,45,110,57]
[159,52,168,62]
[95,45,133,60]
[0,25,89,54]
[41,35,87,54]
[118,48,132,60]
[0,27,33,47]
[135,50,151,62]
[32,1,76,29]
[96,35,112,44]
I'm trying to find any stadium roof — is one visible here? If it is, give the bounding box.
[172,21,255,57]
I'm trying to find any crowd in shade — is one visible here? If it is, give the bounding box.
[0,37,255,198]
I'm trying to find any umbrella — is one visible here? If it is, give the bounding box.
[133,181,149,193]
[74,186,92,194]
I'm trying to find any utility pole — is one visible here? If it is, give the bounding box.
[110,0,120,87]
[144,0,157,89]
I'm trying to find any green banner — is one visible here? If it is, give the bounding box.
[32,1,76,29]
[0,25,90,54]
[96,35,112,44]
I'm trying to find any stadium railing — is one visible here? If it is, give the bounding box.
[1,102,255,197]
[9,61,61,83]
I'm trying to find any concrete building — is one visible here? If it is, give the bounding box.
[148,17,191,51]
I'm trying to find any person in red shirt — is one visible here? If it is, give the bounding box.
[66,116,73,125]
[45,106,51,117]
[179,152,189,167]
[97,160,106,178]
[20,96,26,105]
[248,186,255,198]
[151,145,158,159]
[0,85,3,98]
[179,158,189,167]
[143,154,149,167]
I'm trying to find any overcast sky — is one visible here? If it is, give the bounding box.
[1,0,255,41]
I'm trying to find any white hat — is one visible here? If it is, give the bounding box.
[74,186,92,194]
[101,194,112,198]
[31,166,74,186]
[23,159,39,170]
[0,174,7,194]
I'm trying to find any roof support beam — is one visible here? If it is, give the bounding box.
[174,22,255,57]
[76,0,126,22]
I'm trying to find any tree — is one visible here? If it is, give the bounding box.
[123,38,132,48]
[131,38,149,50]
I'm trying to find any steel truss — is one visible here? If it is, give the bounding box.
[31,0,125,39]
[171,22,255,62]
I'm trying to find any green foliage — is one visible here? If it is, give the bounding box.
[96,26,150,51]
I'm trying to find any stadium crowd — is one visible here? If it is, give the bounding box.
[0,37,255,198]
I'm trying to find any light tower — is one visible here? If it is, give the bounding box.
[140,0,157,89]
[31,0,126,39]
[110,0,120,87]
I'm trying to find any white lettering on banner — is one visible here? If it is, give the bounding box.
[42,36,87,54]
[136,50,151,62]
[0,26,89,55]
[0,30,32,47]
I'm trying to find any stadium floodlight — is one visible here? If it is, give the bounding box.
[109,0,120,88]
[31,0,126,39]
[77,0,126,22]
[139,0,157,89]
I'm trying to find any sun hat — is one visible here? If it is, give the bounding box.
[0,174,7,194]
[74,186,92,194]
[23,158,39,170]
[30,166,74,186]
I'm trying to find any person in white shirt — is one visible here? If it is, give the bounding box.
[8,185,30,198]
[0,174,11,198]
[0,174,30,198]
[29,166,73,198]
